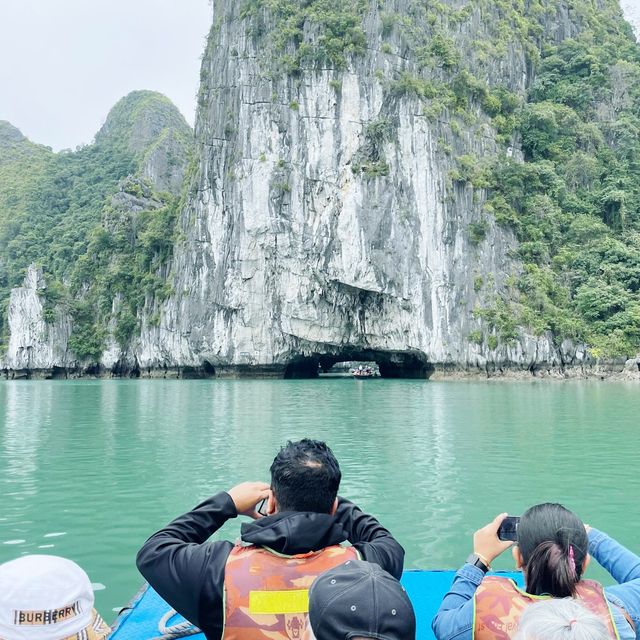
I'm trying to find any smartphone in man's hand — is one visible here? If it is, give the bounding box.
[256,498,268,517]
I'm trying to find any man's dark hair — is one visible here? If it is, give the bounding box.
[269,439,341,513]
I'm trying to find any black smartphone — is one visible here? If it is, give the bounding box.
[256,498,268,517]
[497,516,520,541]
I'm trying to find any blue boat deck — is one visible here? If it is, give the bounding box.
[110,570,523,639]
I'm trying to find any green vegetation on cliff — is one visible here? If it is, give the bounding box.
[481,3,640,357]
[0,91,192,359]
[239,0,368,72]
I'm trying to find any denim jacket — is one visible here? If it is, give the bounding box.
[432,528,640,640]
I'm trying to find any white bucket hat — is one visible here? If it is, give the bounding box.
[0,555,110,640]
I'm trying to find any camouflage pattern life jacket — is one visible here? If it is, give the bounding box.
[473,576,618,640]
[222,543,359,640]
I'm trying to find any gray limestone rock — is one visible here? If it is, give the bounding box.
[2,266,74,377]
[132,0,591,377]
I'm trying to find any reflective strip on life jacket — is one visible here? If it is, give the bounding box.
[473,576,619,640]
[222,544,359,640]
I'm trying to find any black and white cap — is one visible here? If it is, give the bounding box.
[308,559,416,640]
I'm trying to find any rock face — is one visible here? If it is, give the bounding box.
[142,131,189,195]
[3,266,73,378]
[131,0,601,377]
[0,121,26,146]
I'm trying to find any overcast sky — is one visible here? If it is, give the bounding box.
[0,0,212,150]
[622,0,640,37]
[1,0,638,151]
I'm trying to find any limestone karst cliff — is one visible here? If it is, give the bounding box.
[133,0,640,378]
[3,1,640,379]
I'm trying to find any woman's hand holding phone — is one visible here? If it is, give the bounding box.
[473,513,516,566]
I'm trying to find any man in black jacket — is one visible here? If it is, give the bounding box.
[136,439,405,640]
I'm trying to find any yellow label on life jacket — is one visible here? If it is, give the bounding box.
[249,589,309,615]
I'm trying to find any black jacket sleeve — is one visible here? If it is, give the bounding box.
[334,497,405,579]
[136,491,237,638]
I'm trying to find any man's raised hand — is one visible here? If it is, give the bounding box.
[227,482,271,519]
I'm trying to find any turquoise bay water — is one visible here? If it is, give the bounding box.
[1,379,639,617]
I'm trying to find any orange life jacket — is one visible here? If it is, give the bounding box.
[473,576,618,640]
[222,543,359,640]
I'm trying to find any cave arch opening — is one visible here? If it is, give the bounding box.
[181,360,217,379]
[283,351,433,379]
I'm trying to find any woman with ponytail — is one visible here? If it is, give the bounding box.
[432,503,640,640]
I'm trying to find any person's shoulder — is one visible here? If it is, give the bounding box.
[204,539,236,555]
